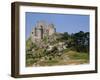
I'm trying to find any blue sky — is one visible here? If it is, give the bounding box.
[25,12,89,39]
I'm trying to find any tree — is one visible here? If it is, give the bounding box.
[71,31,89,52]
[62,32,69,40]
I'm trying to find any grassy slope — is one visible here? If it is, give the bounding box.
[26,50,89,67]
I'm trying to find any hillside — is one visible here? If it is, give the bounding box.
[26,31,89,67]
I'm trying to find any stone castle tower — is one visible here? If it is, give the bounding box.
[31,21,56,43]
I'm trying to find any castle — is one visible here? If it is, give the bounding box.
[31,21,56,43]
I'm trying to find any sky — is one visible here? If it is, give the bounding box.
[25,12,89,39]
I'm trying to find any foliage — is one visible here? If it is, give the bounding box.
[26,37,37,51]
[43,36,48,43]
[71,31,89,52]
[56,31,89,53]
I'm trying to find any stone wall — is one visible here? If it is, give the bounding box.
[31,21,56,43]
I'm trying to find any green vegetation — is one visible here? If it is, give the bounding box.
[69,52,89,60]
[26,31,89,67]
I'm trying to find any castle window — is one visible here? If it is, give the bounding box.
[32,32,33,34]
[35,28,37,36]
